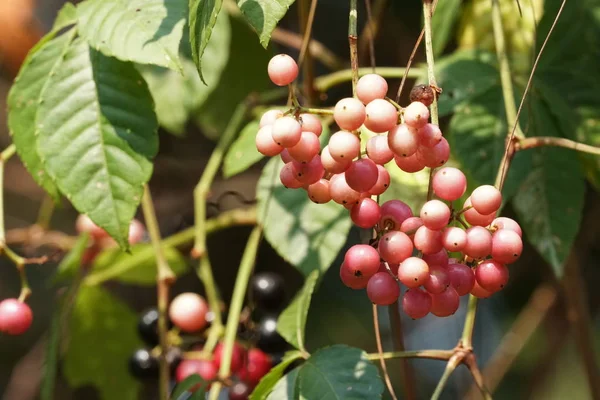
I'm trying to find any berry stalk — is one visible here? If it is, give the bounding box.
[348,0,359,96]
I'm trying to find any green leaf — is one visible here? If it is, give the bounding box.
[140,10,231,135]
[431,0,462,56]
[434,50,499,117]
[250,350,304,400]
[224,120,263,177]
[277,271,319,351]
[53,233,90,284]
[189,0,223,83]
[89,244,189,286]
[267,367,301,400]
[63,286,142,400]
[7,30,77,201]
[35,38,158,250]
[171,374,207,399]
[236,0,295,47]
[53,2,78,31]
[298,345,384,399]
[448,87,532,201]
[195,14,272,139]
[76,0,186,71]
[256,158,352,276]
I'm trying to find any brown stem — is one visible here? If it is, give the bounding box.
[297,0,318,103]
[464,353,493,400]
[517,137,600,156]
[388,302,417,400]
[362,0,377,71]
[348,0,359,96]
[372,305,399,400]
[366,349,454,361]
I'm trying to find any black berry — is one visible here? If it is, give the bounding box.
[256,315,288,354]
[128,348,158,379]
[137,308,160,345]
[250,272,285,311]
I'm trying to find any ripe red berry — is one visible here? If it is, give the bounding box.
[464,226,493,259]
[239,348,273,386]
[307,179,331,204]
[334,97,366,131]
[423,264,450,294]
[291,156,324,185]
[213,342,246,374]
[475,260,509,292]
[463,197,495,227]
[491,229,523,264]
[168,293,209,333]
[402,288,432,319]
[329,173,361,206]
[403,101,430,129]
[417,123,443,148]
[287,131,320,162]
[364,99,398,133]
[366,272,400,305]
[400,217,423,237]
[471,280,493,298]
[379,200,413,231]
[416,137,450,167]
[422,248,449,267]
[397,257,430,288]
[299,113,323,136]
[343,244,381,280]
[0,299,33,335]
[345,158,379,193]
[378,231,414,264]
[351,198,382,229]
[413,226,443,254]
[368,165,390,196]
[357,74,388,104]
[268,54,298,86]
[432,167,467,202]
[446,262,475,296]
[340,263,368,289]
[441,227,468,252]
[366,135,394,165]
[420,200,451,231]
[279,162,304,189]
[175,359,217,388]
[491,217,522,237]
[394,153,426,173]
[430,287,460,317]
[470,185,502,215]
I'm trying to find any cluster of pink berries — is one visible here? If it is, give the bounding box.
[340,172,523,318]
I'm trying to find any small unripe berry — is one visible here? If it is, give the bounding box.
[168,293,209,333]
[268,54,298,86]
[357,74,388,104]
[260,109,283,127]
[256,125,284,156]
[364,99,398,133]
[470,185,502,215]
[334,97,366,131]
[403,101,430,129]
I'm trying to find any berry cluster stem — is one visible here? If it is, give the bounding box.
[208,226,262,400]
[141,185,175,400]
[297,0,318,103]
[348,0,359,96]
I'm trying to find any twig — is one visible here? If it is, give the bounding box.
[517,136,600,155]
[208,226,262,400]
[363,0,377,71]
[298,0,318,103]
[388,301,417,400]
[141,185,175,400]
[460,294,478,350]
[35,195,55,231]
[366,349,453,361]
[359,0,387,63]
[315,67,422,93]
[372,304,399,400]
[395,29,425,103]
[464,353,493,400]
[431,354,461,400]
[348,0,359,96]
[271,28,346,70]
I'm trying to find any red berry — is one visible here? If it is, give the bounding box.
[402,288,432,319]
[175,359,217,388]
[268,54,298,86]
[430,287,460,317]
[378,231,414,264]
[351,198,382,229]
[213,342,246,374]
[397,257,430,288]
[344,244,381,280]
[475,260,509,292]
[239,348,273,386]
[379,200,413,230]
[334,98,366,131]
[446,263,475,296]
[366,272,400,305]
[0,299,33,335]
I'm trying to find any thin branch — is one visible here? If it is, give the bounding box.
[366,349,453,361]
[297,0,318,103]
[395,29,425,103]
[348,0,359,96]
[372,305,399,400]
[271,28,346,70]
[388,301,417,400]
[464,353,493,400]
[315,67,422,93]
[431,354,461,400]
[460,294,478,350]
[359,0,387,63]
[518,136,600,156]
[422,0,438,201]
[141,185,175,400]
[363,0,377,71]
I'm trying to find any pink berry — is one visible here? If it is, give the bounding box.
[127,219,145,245]
[364,99,398,133]
[420,200,451,231]
[471,280,493,298]
[291,156,324,185]
[334,98,366,131]
[368,165,390,196]
[423,264,450,294]
[357,74,388,104]
[413,226,443,254]
[340,263,369,289]
[416,137,450,168]
[491,217,522,237]
[379,200,413,230]
[441,227,468,252]
[475,260,509,292]
[260,109,283,127]
[307,179,331,204]
[471,185,502,215]
[345,158,378,192]
[367,272,400,305]
[280,149,293,163]
[0,299,33,335]
[329,173,361,206]
[464,226,493,259]
[432,167,467,202]
[287,131,320,162]
[175,359,217,385]
[400,217,423,237]
[491,229,523,264]
[271,116,302,148]
[256,125,284,156]
[213,342,246,373]
[397,257,430,288]
[388,124,419,157]
[328,131,361,161]
[351,198,382,228]
[321,146,352,174]
[403,101,430,129]
[366,135,394,165]
[403,288,432,319]
[299,113,323,136]
[268,54,298,86]
[447,262,475,296]
[463,197,495,227]
[280,162,304,188]
[422,248,449,267]
[378,231,413,264]
[417,123,442,148]
[430,287,460,317]
[76,214,108,241]
[394,153,426,173]
[238,348,273,386]
[169,293,209,333]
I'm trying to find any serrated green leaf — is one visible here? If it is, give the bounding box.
[267,367,301,400]
[35,38,158,250]
[76,0,186,71]
[171,374,207,400]
[89,244,189,286]
[236,0,295,47]
[431,0,462,56]
[53,233,90,284]
[224,120,262,177]
[256,158,352,276]
[7,30,77,202]
[448,87,532,201]
[277,271,318,351]
[297,345,384,400]
[434,50,499,117]
[189,0,223,83]
[53,2,77,31]
[63,286,142,400]
[195,14,272,139]
[250,350,304,400]
[140,10,230,135]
